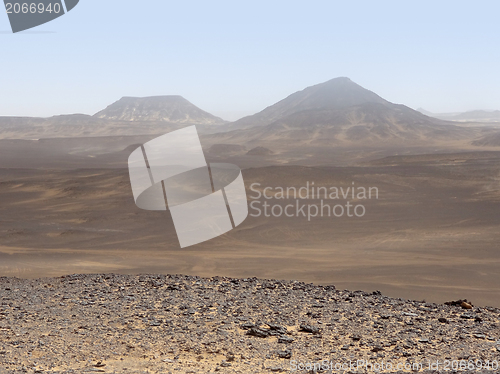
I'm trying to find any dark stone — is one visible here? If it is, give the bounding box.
[299,324,320,334]
[240,322,256,330]
[277,336,294,344]
[277,350,292,359]
[246,327,269,338]
[267,323,287,335]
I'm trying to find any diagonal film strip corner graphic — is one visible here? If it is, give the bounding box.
[128,126,248,248]
[4,0,79,33]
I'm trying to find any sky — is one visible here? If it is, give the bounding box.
[1,0,500,121]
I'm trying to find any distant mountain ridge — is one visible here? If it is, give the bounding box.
[94,95,226,125]
[1,79,500,150]
[417,108,500,123]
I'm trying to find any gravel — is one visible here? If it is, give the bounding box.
[0,273,499,373]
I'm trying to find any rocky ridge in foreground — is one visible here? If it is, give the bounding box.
[0,274,499,373]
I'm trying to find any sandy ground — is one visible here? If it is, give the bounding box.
[1,151,499,307]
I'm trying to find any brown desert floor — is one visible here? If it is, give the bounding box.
[1,151,499,307]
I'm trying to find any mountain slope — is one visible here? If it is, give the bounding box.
[205,78,493,149]
[228,77,391,130]
[94,95,225,124]
[0,114,187,139]
[206,104,482,149]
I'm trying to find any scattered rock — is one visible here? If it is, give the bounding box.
[277,349,292,359]
[277,336,294,344]
[240,322,256,330]
[461,301,473,309]
[299,324,320,334]
[445,299,474,309]
[246,327,269,338]
[0,273,498,373]
[267,323,287,335]
[402,312,418,317]
[266,366,282,372]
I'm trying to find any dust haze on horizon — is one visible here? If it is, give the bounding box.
[1,75,500,307]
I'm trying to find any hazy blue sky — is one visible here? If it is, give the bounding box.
[1,0,499,120]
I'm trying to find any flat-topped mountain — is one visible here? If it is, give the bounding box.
[94,95,225,124]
